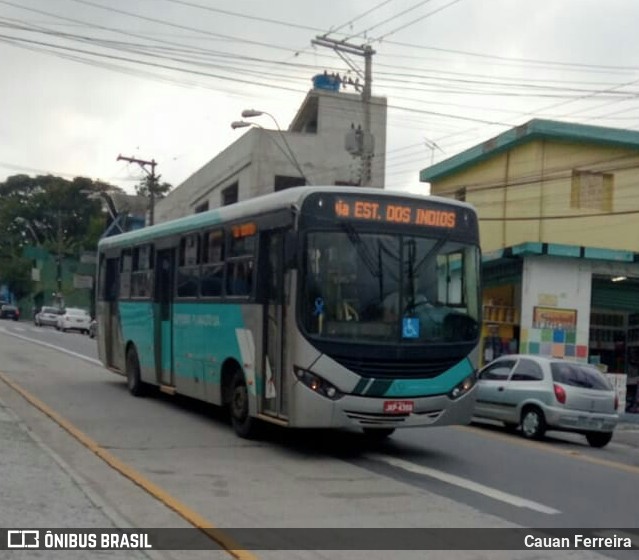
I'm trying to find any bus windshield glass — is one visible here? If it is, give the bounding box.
[302,230,480,344]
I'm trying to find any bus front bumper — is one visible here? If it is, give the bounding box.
[290,383,476,430]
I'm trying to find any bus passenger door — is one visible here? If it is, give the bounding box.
[101,256,120,369]
[261,230,287,419]
[155,248,175,387]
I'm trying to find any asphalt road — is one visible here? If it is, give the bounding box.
[1,319,637,560]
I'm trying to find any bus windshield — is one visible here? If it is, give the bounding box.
[301,230,480,344]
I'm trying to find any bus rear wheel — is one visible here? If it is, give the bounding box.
[126,346,148,397]
[230,369,258,439]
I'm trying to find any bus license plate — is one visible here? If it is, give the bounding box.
[384,400,414,414]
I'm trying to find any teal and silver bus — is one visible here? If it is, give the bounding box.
[96,187,481,438]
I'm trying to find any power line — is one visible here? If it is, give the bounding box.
[374,0,464,43]
[13,13,635,104]
[160,0,319,33]
[65,0,301,54]
[0,33,306,93]
[322,0,397,36]
[479,208,639,222]
[5,5,639,116]
[344,0,434,40]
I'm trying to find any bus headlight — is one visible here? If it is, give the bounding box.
[293,367,343,400]
[448,372,476,400]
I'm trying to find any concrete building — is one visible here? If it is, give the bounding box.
[420,119,639,409]
[155,85,387,222]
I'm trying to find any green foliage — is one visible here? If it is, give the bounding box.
[135,175,172,199]
[0,256,32,300]
[0,174,122,254]
[0,174,122,297]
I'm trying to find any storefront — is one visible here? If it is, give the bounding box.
[480,243,639,412]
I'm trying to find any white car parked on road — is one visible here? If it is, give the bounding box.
[35,306,62,328]
[56,308,92,334]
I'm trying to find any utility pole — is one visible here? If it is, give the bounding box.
[117,155,158,225]
[311,36,376,186]
[56,209,63,307]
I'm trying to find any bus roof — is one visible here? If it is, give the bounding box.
[98,186,475,250]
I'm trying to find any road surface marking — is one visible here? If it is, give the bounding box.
[0,371,258,560]
[458,424,639,476]
[0,326,101,366]
[367,453,561,515]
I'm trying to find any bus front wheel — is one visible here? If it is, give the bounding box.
[363,428,395,440]
[126,346,147,397]
[230,369,258,439]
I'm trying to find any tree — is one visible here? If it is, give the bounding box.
[134,176,172,200]
[0,174,124,253]
[0,174,122,298]
[0,256,32,301]
[0,175,122,270]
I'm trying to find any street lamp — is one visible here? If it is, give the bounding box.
[236,109,310,185]
[230,120,252,130]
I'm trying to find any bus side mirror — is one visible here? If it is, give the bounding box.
[284,230,297,268]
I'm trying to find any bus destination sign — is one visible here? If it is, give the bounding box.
[334,198,457,229]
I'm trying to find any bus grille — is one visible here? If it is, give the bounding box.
[333,356,461,379]
[345,409,443,426]
[345,412,408,426]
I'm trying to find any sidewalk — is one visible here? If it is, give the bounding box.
[620,411,639,424]
[0,394,154,559]
[611,411,639,447]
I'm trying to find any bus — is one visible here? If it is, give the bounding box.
[95,186,481,439]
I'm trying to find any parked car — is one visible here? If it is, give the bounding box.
[56,308,91,334]
[34,306,62,327]
[474,354,619,448]
[89,319,98,339]
[0,304,20,321]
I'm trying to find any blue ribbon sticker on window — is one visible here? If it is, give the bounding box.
[313,297,325,316]
[402,317,420,338]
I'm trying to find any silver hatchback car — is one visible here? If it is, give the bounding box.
[474,354,618,448]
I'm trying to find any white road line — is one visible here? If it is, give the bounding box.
[0,327,102,366]
[368,454,561,515]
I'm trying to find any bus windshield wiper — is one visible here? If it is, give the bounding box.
[339,222,381,280]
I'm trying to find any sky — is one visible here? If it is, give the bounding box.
[1,0,639,196]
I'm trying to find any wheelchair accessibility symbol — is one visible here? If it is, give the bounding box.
[402,317,420,339]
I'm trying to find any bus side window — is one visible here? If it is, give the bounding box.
[226,224,256,298]
[120,250,132,299]
[226,260,253,297]
[131,245,153,298]
[177,234,201,298]
[201,229,224,297]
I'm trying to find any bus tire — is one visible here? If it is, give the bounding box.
[126,346,147,397]
[363,428,395,440]
[230,368,258,439]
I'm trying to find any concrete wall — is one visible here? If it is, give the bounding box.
[155,133,256,222]
[519,256,592,362]
[155,89,387,223]
[428,140,639,254]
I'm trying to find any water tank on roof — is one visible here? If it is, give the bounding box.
[312,73,341,91]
